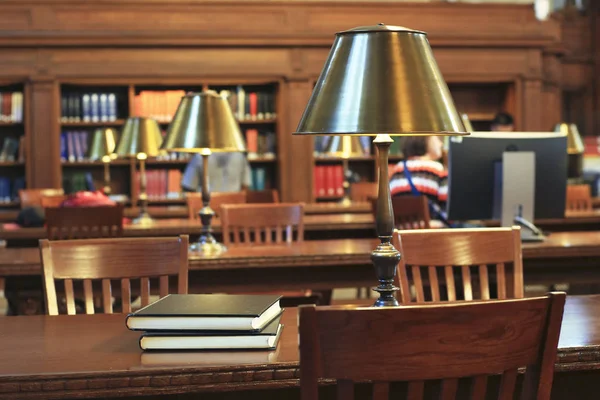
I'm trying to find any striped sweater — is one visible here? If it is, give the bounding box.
[389,159,448,208]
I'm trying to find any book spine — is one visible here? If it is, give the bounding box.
[82,94,91,122]
[108,93,117,121]
[99,93,108,122]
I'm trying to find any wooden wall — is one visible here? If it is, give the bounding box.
[0,0,587,203]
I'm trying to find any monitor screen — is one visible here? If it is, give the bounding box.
[446,132,568,221]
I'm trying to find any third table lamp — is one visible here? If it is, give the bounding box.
[160,90,246,254]
[88,127,118,195]
[294,24,469,306]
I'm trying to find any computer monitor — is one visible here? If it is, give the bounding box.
[446,132,568,239]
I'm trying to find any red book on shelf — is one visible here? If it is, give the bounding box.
[2,93,11,121]
[246,129,258,154]
[249,93,258,120]
[161,170,168,199]
[334,165,344,196]
[325,165,335,196]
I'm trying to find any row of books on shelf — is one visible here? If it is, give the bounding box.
[0,137,25,162]
[220,86,276,122]
[245,129,276,158]
[313,165,345,198]
[0,176,24,203]
[126,294,283,351]
[60,93,118,123]
[133,90,186,123]
[0,92,23,123]
[134,169,183,200]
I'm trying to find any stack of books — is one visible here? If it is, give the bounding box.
[125,294,284,351]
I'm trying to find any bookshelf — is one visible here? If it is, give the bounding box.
[0,82,26,209]
[57,80,282,206]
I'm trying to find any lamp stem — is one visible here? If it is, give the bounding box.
[102,157,111,195]
[371,135,400,307]
[194,152,222,252]
[340,158,351,205]
[136,157,151,223]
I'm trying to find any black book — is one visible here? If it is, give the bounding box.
[139,314,283,351]
[125,294,282,332]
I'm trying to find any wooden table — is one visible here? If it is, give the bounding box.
[0,295,599,400]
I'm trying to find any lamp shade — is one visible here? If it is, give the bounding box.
[294,24,468,136]
[114,117,163,157]
[88,128,118,161]
[161,90,246,153]
[325,136,367,158]
[555,122,584,155]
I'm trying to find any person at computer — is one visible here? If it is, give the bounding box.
[181,152,252,193]
[491,112,515,132]
[389,136,450,226]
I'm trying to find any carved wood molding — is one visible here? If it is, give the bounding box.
[0,1,560,49]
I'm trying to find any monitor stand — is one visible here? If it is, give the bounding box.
[494,151,546,242]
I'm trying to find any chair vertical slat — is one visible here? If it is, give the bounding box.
[496,263,507,300]
[479,265,490,300]
[265,227,272,244]
[470,375,487,400]
[64,279,76,315]
[407,381,425,400]
[398,262,412,304]
[275,225,283,243]
[497,369,518,400]
[286,225,292,243]
[159,276,169,298]
[254,227,262,245]
[141,277,150,307]
[412,266,425,303]
[372,382,389,400]
[102,279,113,314]
[337,379,354,400]
[439,378,458,400]
[83,279,95,314]
[428,266,440,302]
[445,266,456,301]
[121,278,131,313]
[462,266,473,301]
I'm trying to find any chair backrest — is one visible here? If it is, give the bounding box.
[393,227,524,304]
[40,194,67,208]
[299,293,566,400]
[40,235,189,315]
[220,203,304,246]
[566,184,592,211]
[45,205,124,240]
[350,182,378,202]
[19,188,65,208]
[246,189,280,204]
[371,196,431,229]
[186,191,247,219]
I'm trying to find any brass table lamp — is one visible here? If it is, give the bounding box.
[88,128,118,195]
[294,24,469,306]
[160,90,246,255]
[555,122,584,180]
[115,117,163,225]
[324,136,366,205]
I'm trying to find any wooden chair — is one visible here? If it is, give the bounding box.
[370,195,431,229]
[350,182,378,202]
[18,188,64,208]
[220,203,304,246]
[246,189,280,204]
[299,292,566,400]
[566,184,592,211]
[393,226,524,304]
[40,235,189,315]
[186,191,247,219]
[220,203,317,305]
[45,205,124,240]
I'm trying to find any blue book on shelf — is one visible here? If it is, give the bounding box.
[90,94,99,122]
[60,132,68,161]
[252,167,266,191]
[82,94,91,122]
[100,94,108,122]
[12,177,25,201]
[108,93,117,121]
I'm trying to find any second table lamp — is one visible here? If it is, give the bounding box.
[160,90,247,254]
[294,24,469,306]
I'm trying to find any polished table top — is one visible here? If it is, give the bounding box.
[2,231,600,277]
[0,295,599,398]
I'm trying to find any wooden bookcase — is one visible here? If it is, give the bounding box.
[57,80,283,207]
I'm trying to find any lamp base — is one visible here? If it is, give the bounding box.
[190,235,227,256]
[132,212,154,226]
[339,196,352,206]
